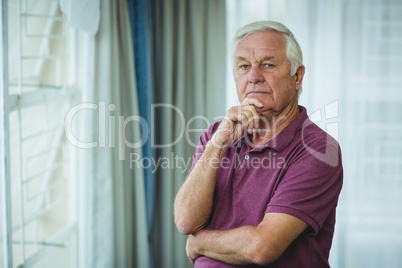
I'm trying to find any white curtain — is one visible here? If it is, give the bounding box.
[73,0,148,267]
[60,0,101,35]
[226,0,402,267]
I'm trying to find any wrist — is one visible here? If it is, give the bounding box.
[187,233,203,263]
[192,229,207,255]
[206,140,229,159]
[210,131,233,150]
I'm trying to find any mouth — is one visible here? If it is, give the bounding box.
[247,91,271,96]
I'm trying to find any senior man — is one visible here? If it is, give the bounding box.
[174,21,343,267]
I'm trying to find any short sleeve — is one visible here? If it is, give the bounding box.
[265,138,343,234]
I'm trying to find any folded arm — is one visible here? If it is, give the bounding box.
[186,212,308,265]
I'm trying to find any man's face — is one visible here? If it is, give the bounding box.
[234,31,303,116]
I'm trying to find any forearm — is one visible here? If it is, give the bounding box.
[188,226,273,266]
[174,141,227,235]
[188,213,308,266]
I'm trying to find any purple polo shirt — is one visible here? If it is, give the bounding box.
[188,106,343,268]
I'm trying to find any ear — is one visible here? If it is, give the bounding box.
[294,65,305,91]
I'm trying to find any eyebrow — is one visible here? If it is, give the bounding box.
[235,56,275,62]
[260,56,275,61]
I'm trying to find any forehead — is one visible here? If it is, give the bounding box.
[234,31,287,60]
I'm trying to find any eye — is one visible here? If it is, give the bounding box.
[239,64,249,69]
[262,63,274,68]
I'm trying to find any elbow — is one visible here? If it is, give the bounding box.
[249,237,281,265]
[174,196,208,235]
[175,219,193,235]
[174,201,193,235]
[251,253,278,266]
[174,216,204,235]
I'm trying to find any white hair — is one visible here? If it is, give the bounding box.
[230,21,304,93]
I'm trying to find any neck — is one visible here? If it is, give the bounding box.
[251,103,300,147]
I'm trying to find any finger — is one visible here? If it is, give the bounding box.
[230,105,254,122]
[239,111,253,128]
[225,106,259,138]
[243,114,258,135]
[241,106,260,130]
[249,106,261,129]
[244,112,255,134]
[252,111,260,129]
[234,122,244,138]
[241,97,263,108]
[228,110,250,125]
[239,108,259,134]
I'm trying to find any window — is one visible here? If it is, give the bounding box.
[1,0,78,267]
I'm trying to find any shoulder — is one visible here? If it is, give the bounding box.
[297,119,342,168]
[285,106,341,157]
[299,119,340,150]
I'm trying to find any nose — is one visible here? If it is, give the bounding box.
[248,65,264,84]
